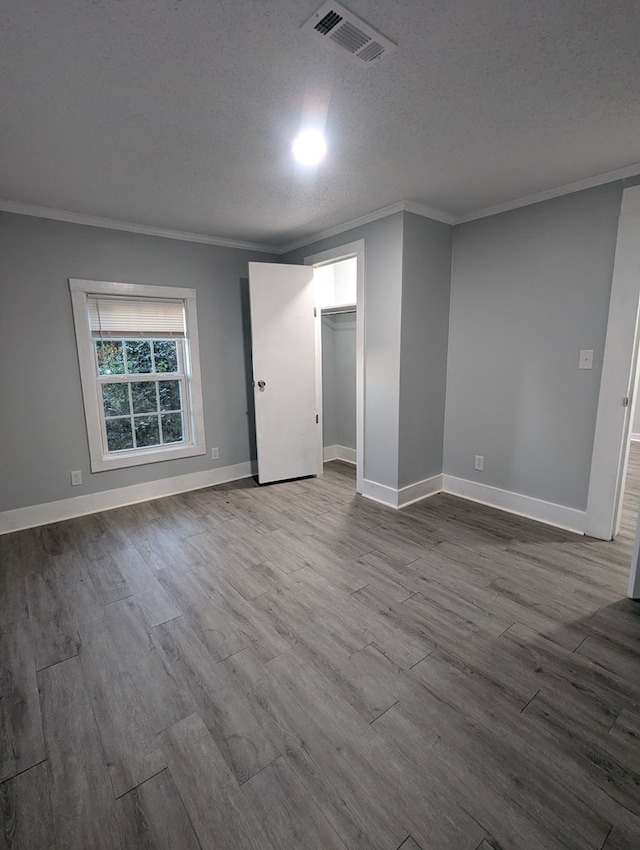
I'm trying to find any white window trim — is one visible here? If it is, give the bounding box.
[70,278,206,472]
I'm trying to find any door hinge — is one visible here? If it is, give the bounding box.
[316,414,319,424]
[314,307,317,318]
[623,397,630,407]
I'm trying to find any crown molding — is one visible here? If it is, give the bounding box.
[402,200,456,225]
[4,161,639,258]
[454,162,640,225]
[277,202,405,254]
[0,199,281,254]
[277,200,454,254]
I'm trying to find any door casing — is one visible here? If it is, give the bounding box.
[584,184,640,596]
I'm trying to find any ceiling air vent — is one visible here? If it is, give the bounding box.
[301,1,397,65]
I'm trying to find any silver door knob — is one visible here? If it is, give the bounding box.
[257,380,266,390]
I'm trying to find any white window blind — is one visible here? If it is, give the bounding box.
[88,296,186,338]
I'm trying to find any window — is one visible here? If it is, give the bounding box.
[70,280,206,472]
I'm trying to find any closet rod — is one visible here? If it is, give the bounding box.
[321,306,357,316]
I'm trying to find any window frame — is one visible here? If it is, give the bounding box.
[95,340,188,452]
[70,279,206,473]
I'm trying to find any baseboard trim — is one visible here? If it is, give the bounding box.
[323,445,357,465]
[361,474,443,509]
[397,474,444,508]
[360,479,399,508]
[441,475,586,534]
[1,464,588,536]
[631,433,640,442]
[0,461,257,535]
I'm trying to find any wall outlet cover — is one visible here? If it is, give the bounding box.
[579,349,594,369]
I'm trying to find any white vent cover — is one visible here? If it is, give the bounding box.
[301,1,397,65]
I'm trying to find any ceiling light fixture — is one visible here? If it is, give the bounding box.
[292,129,327,166]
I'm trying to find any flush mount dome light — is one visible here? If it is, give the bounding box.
[292,129,327,165]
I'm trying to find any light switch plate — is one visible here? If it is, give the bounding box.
[579,349,594,370]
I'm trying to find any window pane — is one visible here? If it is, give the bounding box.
[131,381,157,414]
[134,415,160,447]
[96,340,125,375]
[105,417,134,451]
[153,340,178,373]
[125,340,152,373]
[159,380,182,412]
[102,383,130,417]
[161,413,184,444]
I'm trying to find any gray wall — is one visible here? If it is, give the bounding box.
[0,213,272,512]
[398,213,452,488]
[321,316,337,448]
[286,210,453,491]
[2,181,626,516]
[321,313,356,451]
[444,183,623,510]
[283,212,404,490]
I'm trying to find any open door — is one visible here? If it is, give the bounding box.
[248,262,320,484]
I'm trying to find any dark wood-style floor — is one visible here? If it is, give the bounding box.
[2,450,640,850]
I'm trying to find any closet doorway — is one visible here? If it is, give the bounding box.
[305,240,365,494]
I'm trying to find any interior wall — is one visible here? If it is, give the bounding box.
[398,212,452,488]
[444,183,623,511]
[282,212,404,490]
[333,312,357,450]
[321,316,337,448]
[3,182,627,520]
[321,313,356,452]
[0,212,272,513]
[333,257,357,304]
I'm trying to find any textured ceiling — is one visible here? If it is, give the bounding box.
[1,0,640,247]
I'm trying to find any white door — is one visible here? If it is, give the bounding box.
[248,262,320,484]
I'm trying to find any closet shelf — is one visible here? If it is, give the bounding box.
[321,305,356,316]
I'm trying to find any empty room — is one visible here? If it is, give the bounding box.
[2,1,640,849]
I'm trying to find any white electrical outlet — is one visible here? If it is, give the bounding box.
[474,455,484,471]
[71,470,82,486]
[211,447,219,460]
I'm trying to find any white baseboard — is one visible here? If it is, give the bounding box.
[323,445,357,465]
[631,433,640,442]
[361,474,443,509]
[361,471,586,532]
[397,474,444,508]
[0,462,587,537]
[0,461,256,535]
[441,474,586,534]
[360,479,399,508]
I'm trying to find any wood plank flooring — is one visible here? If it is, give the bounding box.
[2,450,640,849]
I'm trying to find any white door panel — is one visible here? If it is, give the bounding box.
[248,262,319,484]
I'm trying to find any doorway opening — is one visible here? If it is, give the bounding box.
[305,240,365,494]
[318,259,357,467]
[620,441,640,544]
[586,183,640,597]
[614,320,640,541]
[609,303,640,599]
